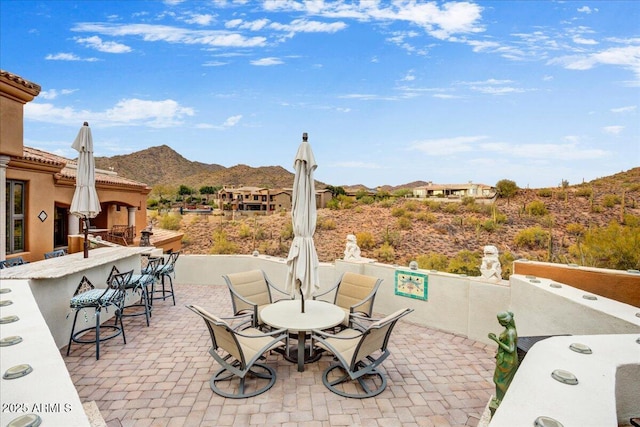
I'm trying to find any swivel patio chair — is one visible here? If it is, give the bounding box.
[44,249,66,259]
[313,272,383,328]
[66,270,132,360]
[311,308,413,398]
[120,257,163,327]
[151,251,179,305]
[222,269,290,329]
[187,304,288,398]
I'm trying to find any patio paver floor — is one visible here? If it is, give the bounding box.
[62,284,496,427]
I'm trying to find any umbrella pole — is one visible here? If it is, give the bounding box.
[83,217,89,258]
[298,282,305,313]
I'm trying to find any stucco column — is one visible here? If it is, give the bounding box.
[127,207,136,228]
[68,210,79,235]
[0,156,9,261]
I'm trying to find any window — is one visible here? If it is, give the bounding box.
[6,180,25,254]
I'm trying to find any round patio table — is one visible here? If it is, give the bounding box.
[261,299,344,372]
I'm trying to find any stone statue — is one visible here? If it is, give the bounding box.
[488,311,519,415]
[480,245,502,282]
[343,234,361,260]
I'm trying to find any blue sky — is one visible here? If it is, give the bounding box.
[1,1,639,189]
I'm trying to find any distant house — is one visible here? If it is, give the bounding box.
[216,185,332,213]
[413,181,496,199]
[0,69,169,261]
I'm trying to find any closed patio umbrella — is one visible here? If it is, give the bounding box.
[285,132,320,313]
[70,122,101,258]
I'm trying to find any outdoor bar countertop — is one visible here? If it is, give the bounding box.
[0,247,153,280]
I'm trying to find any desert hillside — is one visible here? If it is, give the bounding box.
[169,168,640,271]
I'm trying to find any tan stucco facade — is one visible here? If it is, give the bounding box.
[1,70,152,262]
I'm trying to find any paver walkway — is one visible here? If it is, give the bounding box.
[62,284,496,427]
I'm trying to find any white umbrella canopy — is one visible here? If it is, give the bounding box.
[285,133,320,312]
[70,122,101,257]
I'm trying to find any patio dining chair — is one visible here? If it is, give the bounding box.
[222,269,290,328]
[313,272,383,328]
[187,304,288,398]
[44,249,66,259]
[66,270,132,360]
[151,251,180,305]
[1,256,29,268]
[311,307,413,398]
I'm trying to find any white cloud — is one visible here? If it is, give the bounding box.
[409,136,488,155]
[25,99,194,128]
[72,23,267,48]
[409,136,609,160]
[39,89,77,100]
[225,18,270,31]
[75,36,132,53]
[202,61,228,67]
[45,52,99,62]
[603,125,624,135]
[611,106,637,113]
[268,18,347,36]
[184,14,215,26]
[330,161,383,169]
[223,115,242,127]
[251,57,283,66]
[262,0,484,40]
[548,45,640,84]
[573,37,598,45]
[577,6,597,14]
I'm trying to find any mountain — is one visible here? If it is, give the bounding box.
[94,145,224,187]
[94,145,320,189]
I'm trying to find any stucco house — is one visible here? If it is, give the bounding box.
[1,69,156,262]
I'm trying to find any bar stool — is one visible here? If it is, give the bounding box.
[122,257,163,326]
[66,270,132,360]
[152,251,179,306]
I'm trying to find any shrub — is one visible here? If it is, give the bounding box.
[356,231,376,249]
[326,198,340,210]
[209,230,239,254]
[378,199,395,208]
[416,212,437,223]
[416,252,449,271]
[514,226,549,249]
[568,221,640,270]
[391,207,406,217]
[359,195,375,205]
[158,212,182,230]
[442,203,459,214]
[404,200,420,211]
[575,187,592,198]
[317,217,336,230]
[381,227,402,247]
[537,188,553,197]
[280,222,293,240]
[566,223,585,236]
[499,250,516,279]
[147,199,159,209]
[461,196,476,206]
[238,223,252,238]
[526,200,548,216]
[480,220,497,232]
[447,250,481,276]
[397,217,412,230]
[602,194,621,208]
[373,242,395,263]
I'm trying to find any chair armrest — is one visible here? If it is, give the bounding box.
[312,281,340,300]
[265,278,291,298]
